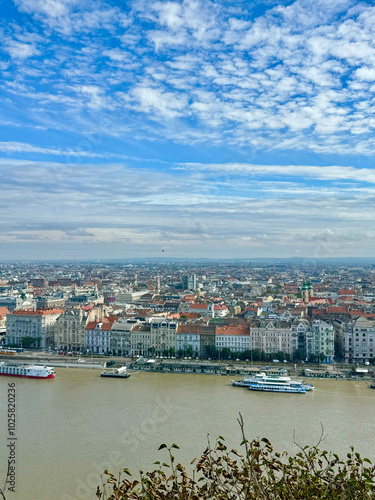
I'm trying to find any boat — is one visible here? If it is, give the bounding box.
[232,378,253,387]
[232,372,314,393]
[101,366,130,378]
[0,362,55,379]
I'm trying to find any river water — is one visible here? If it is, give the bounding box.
[0,369,374,500]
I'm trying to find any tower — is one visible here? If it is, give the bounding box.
[302,279,313,303]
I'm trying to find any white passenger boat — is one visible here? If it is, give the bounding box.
[232,372,314,393]
[101,366,130,378]
[0,362,55,379]
[232,378,253,387]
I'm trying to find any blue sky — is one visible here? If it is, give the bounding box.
[1,0,375,259]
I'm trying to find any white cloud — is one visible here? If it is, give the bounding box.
[129,86,188,118]
[355,67,375,81]
[0,141,127,158]
[181,162,375,184]
[4,41,40,60]
[14,0,77,18]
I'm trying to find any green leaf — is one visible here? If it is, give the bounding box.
[158,444,167,450]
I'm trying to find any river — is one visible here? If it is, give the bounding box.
[0,369,374,500]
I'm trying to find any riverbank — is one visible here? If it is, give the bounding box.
[1,353,374,379]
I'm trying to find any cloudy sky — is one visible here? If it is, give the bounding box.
[1,0,375,259]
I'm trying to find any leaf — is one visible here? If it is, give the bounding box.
[158,444,167,450]
[172,444,180,449]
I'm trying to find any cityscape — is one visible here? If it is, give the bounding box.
[1,259,375,366]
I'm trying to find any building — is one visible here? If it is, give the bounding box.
[29,278,47,288]
[302,279,313,303]
[6,309,63,348]
[0,307,10,337]
[0,297,23,312]
[84,318,115,354]
[249,322,296,357]
[214,304,229,318]
[110,318,139,356]
[176,325,200,355]
[344,316,375,364]
[130,324,151,356]
[36,295,66,310]
[53,308,86,351]
[215,325,250,353]
[115,290,149,303]
[182,275,197,290]
[199,325,216,356]
[291,319,310,358]
[150,320,178,355]
[307,320,334,363]
[188,303,214,317]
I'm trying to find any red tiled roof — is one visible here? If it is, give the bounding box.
[189,303,208,309]
[0,307,10,318]
[327,307,349,314]
[339,290,355,295]
[86,321,98,330]
[216,325,249,336]
[183,294,196,301]
[12,308,63,316]
[179,324,201,334]
[102,323,113,331]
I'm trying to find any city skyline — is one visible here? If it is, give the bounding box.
[1,0,375,259]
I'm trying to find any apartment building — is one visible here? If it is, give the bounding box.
[6,309,63,348]
[344,316,375,363]
[53,308,86,351]
[307,320,334,363]
[215,325,250,353]
[249,321,296,357]
[130,324,151,356]
[150,320,178,354]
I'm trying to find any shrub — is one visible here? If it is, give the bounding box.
[96,415,375,499]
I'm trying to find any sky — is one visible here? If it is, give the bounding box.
[1,0,375,259]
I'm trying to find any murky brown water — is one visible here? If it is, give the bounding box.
[0,369,374,500]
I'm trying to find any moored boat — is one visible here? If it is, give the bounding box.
[232,378,253,387]
[232,372,314,393]
[0,362,55,379]
[101,366,130,378]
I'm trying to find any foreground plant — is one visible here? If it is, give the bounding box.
[96,414,375,499]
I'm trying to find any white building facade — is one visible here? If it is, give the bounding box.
[84,321,112,354]
[249,322,296,357]
[344,316,375,364]
[215,326,250,353]
[6,309,63,349]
